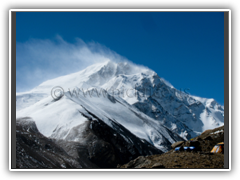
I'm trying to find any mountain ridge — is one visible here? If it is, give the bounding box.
[16,60,224,153]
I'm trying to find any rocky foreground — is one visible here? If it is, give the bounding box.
[119,126,224,169]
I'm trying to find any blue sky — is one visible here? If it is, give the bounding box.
[16,12,224,104]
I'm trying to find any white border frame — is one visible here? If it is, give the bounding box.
[9,9,231,171]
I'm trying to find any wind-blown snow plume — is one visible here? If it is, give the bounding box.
[17,36,148,92]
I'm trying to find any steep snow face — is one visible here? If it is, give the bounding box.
[16,60,224,150]
[95,63,224,135]
[131,79,224,135]
[17,88,184,152]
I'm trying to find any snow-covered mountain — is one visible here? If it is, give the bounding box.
[16,60,224,155]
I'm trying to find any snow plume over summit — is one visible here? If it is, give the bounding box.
[17,36,148,93]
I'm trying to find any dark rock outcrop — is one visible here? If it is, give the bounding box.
[171,141,185,149]
[16,116,163,168]
[55,116,163,168]
[16,117,82,168]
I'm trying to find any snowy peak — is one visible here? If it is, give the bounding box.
[29,60,154,93]
[16,60,224,152]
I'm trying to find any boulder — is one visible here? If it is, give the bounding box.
[124,156,146,168]
[151,162,165,168]
[171,141,185,149]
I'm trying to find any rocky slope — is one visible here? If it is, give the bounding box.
[16,117,162,168]
[119,126,224,169]
[16,117,82,168]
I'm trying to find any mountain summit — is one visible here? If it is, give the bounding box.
[16,60,224,154]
